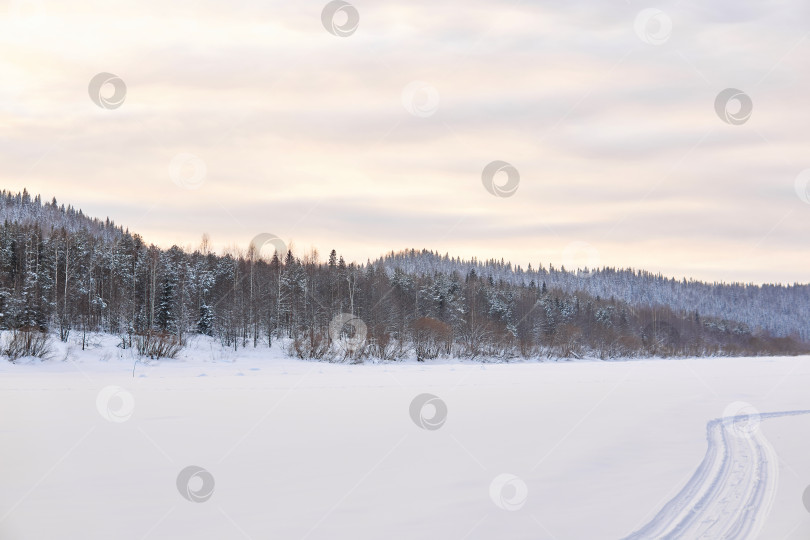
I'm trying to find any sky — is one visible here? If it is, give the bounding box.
[2,0,810,284]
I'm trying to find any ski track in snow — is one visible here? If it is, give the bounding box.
[624,410,810,540]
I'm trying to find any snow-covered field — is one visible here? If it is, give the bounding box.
[2,335,810,539]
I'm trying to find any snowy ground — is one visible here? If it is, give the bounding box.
[1,335,810,539]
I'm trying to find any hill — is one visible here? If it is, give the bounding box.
[0,190,807,360]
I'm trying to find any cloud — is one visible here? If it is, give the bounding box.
[1,0,809,283]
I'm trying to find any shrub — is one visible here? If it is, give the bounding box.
[411,317,452,361]
[4,328,52,361]
[134,332,183,359]
[288,330,330,360]
[366,326,404,361]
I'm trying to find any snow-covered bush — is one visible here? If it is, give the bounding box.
[4,328,52,361]
[287,330,330,360]
[411,317,452,361]
[134,332,183,359]
[366,328,405,361]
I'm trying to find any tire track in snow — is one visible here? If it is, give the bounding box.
[624,410,810,540]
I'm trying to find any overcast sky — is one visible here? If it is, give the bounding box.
[2,0,810,283]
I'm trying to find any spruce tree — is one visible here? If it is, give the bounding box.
[197,303,214,336]
[156,274,175,332]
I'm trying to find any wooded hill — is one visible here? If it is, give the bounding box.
[1,189,807,361]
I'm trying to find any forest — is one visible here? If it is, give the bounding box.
[1,189,807,362]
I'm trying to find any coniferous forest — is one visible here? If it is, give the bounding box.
[1,189,807,361]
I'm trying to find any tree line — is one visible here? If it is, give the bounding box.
[378,249,810,342]
[0,190,807,361]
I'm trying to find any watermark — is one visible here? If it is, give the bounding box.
[794,169,810,204]
[169,153,207,190]
[482,160,519,198]
[715,88,752,125]
[634,9,672,45]
[176,465,215,503]
[88,72,127,110]
[96,385,135,423]
[250,233,287,260]
[722,401,761,438]
[401,81,440,118]
[489,473,528,511]
[803,484,810,513]
[321,1,359,37]
[561,241,601,278]
[409,393,447,431]
[329,313,367,354]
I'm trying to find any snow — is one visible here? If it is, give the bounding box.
[624,410,810,538]
[1,335,810,539]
